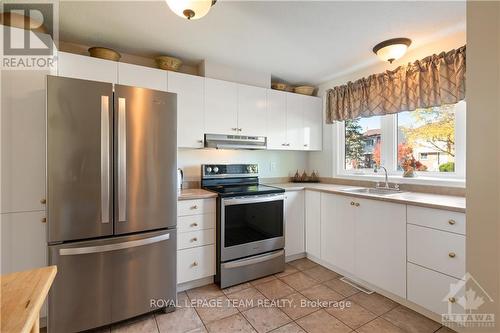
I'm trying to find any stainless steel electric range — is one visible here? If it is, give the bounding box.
[201,164,286,288]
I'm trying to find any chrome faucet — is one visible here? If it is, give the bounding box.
[374,165,389,189]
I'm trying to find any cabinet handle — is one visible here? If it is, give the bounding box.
[238,128,242,132]
[449,297,456,303]
[190,205,198,210]
[350,201,355,206]
[197,140,203,143]
[41,217,47,223]
[448,219,456,225]
[192,261,198,267]
[231,128,238,131]
[449,252,456,258]
[355,202,360,207]
[40,198,46,204]
[304,144,309,147]
[191,223,198,227]
[191,237,198,242]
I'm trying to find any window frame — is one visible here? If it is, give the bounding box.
[334,101,466,185]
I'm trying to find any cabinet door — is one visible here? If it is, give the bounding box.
[204,78,238,135]
[1,70,47,213]
[284,191,305,257]
[237,84,267,137]
[286,93,304,150]
[305,190,321,258]
[355,198,406,298]
[58,52,118,83]
[118,63,167,91]
[267,90,288,150]
[303,96,323,151]
[168,72,205,148]
[320,193,355,274]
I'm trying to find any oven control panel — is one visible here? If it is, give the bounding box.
[202,164,258,178]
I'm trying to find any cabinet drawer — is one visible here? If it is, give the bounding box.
[178,229,215,250]
[177,245,215,284]
[178,199,216,216]
[408,224,465,279]
[178,214,216,233]
[408,263,464,315]
[407,205,465,235]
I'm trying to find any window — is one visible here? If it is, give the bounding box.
[337,101,466,181]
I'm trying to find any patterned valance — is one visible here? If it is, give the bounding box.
[325,45,466,123]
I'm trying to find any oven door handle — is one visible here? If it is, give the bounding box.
[222,250,284,269]
[223,194,284,206]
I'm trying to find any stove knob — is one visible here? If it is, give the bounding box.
[206,166,212,173]
[213,166,219,173]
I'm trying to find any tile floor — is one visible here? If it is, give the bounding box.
[47,258,458,333]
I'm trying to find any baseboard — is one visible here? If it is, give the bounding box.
[177,276,214,292]
[285,252,306,262]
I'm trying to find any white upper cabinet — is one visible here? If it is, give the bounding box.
[118,63,167,91]
[303,96,323,151]
[267,90,288,149]
[168,72,205,148]
[237,84,267,137]
[204,78,238,135]
[286,93,305,150]
[58,52,118,83]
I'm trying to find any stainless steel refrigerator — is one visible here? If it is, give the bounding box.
[46,76,177,333]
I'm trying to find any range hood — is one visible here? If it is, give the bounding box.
[204,134,267,150]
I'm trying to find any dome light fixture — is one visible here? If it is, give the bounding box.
[166,0,217,20]
[372,38,412,63]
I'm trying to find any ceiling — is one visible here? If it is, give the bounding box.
[58,1,466,85]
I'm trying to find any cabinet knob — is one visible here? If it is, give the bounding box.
[197,140,203,143]
[355,202,360,207]
[449,297,456,303]
[238,128,242,132]
[191,223,198,227]
[304,144,309,147]
[448,219,456,225]
[350,201,355,206]
[190,205,198,210]
[192,261,198,267]
[231,128,238,131]
[41,217,47,223]
[448,252,456,258]
[40,198,46,204]
[191,237,198,242]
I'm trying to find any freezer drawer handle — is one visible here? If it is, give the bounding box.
[118,97,127,222]
[59,233,170,256]
[101,95,110,224]
[222,250,284,269]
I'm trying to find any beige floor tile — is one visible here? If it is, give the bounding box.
[177,291,191,308]
[435,326,458,333]
[84,327,111,333]
[276,292,320,320]
[222,282,252,295]
[279,272,319,291]
[323,278,360,298]
[195,295,239,324]
[226,287,268,310]
[288,258,318,271]
[254,279,295,300]
[186,284,224,301]
[347,292,398,316]
[356,317,405,333]
[325,301,376,329]
[250,275,277,286]
[205,313,256,333]
[381,306,442,333]
[303,266,341,282]
[301,284,344,304]
[295,309,351,333]
[269,322,306,333]
[274,264,299,278]
[186,327,208,333]
[242,306,291,333]
[111,314,158,333]
[156,307,204,333]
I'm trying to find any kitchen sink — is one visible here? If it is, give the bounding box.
[342,187,403,196]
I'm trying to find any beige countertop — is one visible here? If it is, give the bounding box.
[178,188,217,201]
[268,182,466,213]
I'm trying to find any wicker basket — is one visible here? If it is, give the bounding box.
[294,86,315,96]
[271,82,289,91]
[88,47,121,62]
[155,56,182,71]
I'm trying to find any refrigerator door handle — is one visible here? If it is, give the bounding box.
[118,97,127,222]
[59,233,170,256]
[101,96,110,224]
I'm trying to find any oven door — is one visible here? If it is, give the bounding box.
[221,193,285,262]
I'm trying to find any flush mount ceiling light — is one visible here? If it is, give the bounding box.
[372,38,412,63]
[166,0,217,20]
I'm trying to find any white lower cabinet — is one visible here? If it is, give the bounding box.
[284,191,305,257]
[305,191,321,259]
[177,245,216,284]
[320,193,355,274]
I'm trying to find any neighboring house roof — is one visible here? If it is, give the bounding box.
[363,129,381,137]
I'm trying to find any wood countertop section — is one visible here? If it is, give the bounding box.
[1,266,57,333]
[270,183,466,213]
[178,188,217,201]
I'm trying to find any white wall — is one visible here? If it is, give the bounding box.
[178,149,308,181]
[308,29,466,178]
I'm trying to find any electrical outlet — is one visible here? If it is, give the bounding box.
[270,161,277,172]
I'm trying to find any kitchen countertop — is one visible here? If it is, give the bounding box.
[269,183,466,213]
[178,188,218,201]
